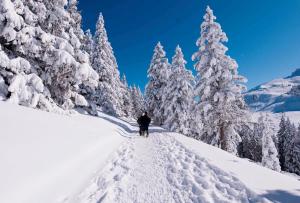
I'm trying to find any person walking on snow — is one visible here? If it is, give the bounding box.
[137,112,151,137]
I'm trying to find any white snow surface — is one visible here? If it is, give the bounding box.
[0,102,126,203]
[1,102,300,203]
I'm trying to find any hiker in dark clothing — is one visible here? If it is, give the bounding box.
[137,112,151,137]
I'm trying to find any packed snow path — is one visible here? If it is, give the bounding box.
[75,133,261,203]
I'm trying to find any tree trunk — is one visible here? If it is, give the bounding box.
[220,124,227,151]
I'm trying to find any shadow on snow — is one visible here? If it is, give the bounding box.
[260,190,300,203]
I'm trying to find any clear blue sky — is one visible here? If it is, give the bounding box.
[78,0,300,90]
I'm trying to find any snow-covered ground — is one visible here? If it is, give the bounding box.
[1,102,300,203]
[0,102,127,203]
[176,134,300,203]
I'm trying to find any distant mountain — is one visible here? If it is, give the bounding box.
[287,68,300,78]
[244,69,300,112]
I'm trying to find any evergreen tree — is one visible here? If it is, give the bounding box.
[43,0,98,109]
[130,85,145,118]
[294,125,300,174]
[0,0,53,109]
[260,115,281,171]
[297,124,300,139]
[192,6,248,154]
[67,0,84,42]
[121,74,133,117]
[79,29,96,104]
[278,117,300,174]
[239,123,262,162]
[145,42,170,125]
[290,125,300,175]
[92,13,124,116]
[137,86,145,111]
[1,0,99,111]
[277,115,287,169]
[162,45,194,135]
[189,105,203,140]
[83,29,94,57]
[284,119,298,173]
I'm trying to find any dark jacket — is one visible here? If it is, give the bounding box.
[137,115,151,130]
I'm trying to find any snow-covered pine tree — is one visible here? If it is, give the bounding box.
[130,85,145,118]
[293,124,300,175]
[17,0,98,110]
[79,29,96,106]
[91,13,124,116]
[0,45,44,107]
[277,115,287,170]
[277,116,300,174]
[188,106,203,140]
[239,123,262,162]
[0,0,51,108]
[67,0,84,42]
[1,0,97,112]
[297,124,300,144]
[283,118,299,174]
[41,0,98,109]
[83,29,94,58]
[145,42,170,125]
[137,86,145,113]
[260,115,281,171]
[121,74,133,117]
[192,6,248,154]
[162,45,194,135]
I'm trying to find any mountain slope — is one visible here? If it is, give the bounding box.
[1,103,300,203]
[244,69,300,112]
[0,102,127,203]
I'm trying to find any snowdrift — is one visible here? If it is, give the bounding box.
[1,102,300,203]
[0,102,128,203]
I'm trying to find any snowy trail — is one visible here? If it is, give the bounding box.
[73,133,264,203]
[2,104,300,203]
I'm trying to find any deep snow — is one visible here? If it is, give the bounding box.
[1,102,300,203]
[0,102,126,203]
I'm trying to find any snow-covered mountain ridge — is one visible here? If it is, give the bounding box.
[244,69,300,112]
[1,102,300,203]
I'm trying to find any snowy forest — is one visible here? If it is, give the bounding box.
[1,0,300,178]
